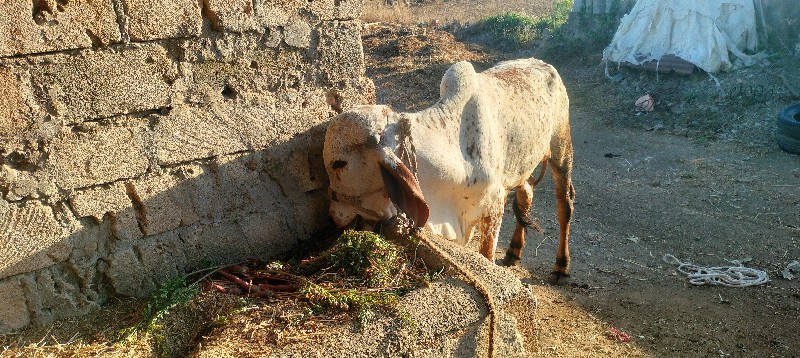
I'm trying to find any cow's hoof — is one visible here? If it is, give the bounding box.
[548,271,571,285]
[502,252,521,266]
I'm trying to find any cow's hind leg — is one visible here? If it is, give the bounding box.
[503,181,533,266]
[503,161,547,266]
[549,137,575,281]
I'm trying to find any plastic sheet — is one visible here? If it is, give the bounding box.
[603,0,761,73]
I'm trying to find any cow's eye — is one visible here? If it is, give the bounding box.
[332,160,347,169]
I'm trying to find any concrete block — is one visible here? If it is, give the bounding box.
[181,59,255,103]
[253,1,292,27]
[253,0,360,25]
[286,150,325,193]
[152,104,264,165]
[309,0,362,21]
[263,123,327,193]
[203,0,260,33]
[46,121,149,190]
[398,279,485,340]
[30,45,177,124]
[1,165,59,202]
[0,0,120,57]
[170,163,218,220]
[69,182,143,241]
[127,171,200,236]
[284,21,311,48]
[168,158,284,224]
[291,194,329,239]
[316,20,365,85]
[21,263,102,325]
[104,246,150,297]
[151,98,332,166]
[178,39,314,98]
[239,210,296,259]
[210,152,278,217]
[122,0,202,41]
[169,26,285,64]
[135,232,187,287]
[0,202,66,279]
[269,90,333,137]
[329,76,377,110]
[0,66,34,142]
[58,210,113,271]
[106,233,192,298]
[0,278,30,332]
[180,220,248,268]
[261,125,330,239]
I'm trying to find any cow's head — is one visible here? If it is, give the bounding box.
[323,105,429,229]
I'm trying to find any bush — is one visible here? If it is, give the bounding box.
[481,11,539,49]
[478,0,574,50]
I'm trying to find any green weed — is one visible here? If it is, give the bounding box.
[290,229,436,329]
[117,277,200,350]
[478,0,573,50]
[480,11,539,49]
[328,230,403,288]
[542,0,573,31]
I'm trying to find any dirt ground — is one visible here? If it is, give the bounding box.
[3,2,800,357]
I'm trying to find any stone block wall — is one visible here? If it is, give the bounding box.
[0,0,374,332]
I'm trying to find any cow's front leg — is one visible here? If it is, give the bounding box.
[478,203,505,262]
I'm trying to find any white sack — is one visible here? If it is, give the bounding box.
[603,0,760,73]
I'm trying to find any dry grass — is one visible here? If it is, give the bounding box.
[0,231,435,357]
[362,0,556,25]
[0,297,153,358]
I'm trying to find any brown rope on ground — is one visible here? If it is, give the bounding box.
[416,230,498,358]
[384,217,497,358]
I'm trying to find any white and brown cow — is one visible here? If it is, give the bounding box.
[323,58,575,279]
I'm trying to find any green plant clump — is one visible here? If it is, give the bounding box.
[481,11,538,49]
[118,277,200,344]
[294,230,426,315]
[479,0,573,49]
[328,230,403,288]
[546,0,574,30]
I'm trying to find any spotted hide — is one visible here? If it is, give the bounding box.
[323,58,575,279]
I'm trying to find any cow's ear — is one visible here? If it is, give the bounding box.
[378,148,429,227]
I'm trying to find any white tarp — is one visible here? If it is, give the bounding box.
[603,0,761,73]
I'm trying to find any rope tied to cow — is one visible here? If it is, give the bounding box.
[396,113,418,174]
[663,254,769,287]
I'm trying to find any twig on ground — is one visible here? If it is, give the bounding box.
[534,235,554,257]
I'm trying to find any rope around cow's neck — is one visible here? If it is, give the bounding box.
[663,254,769,287]
[396,113,417,174]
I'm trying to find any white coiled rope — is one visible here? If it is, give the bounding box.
[663,254,769,287]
